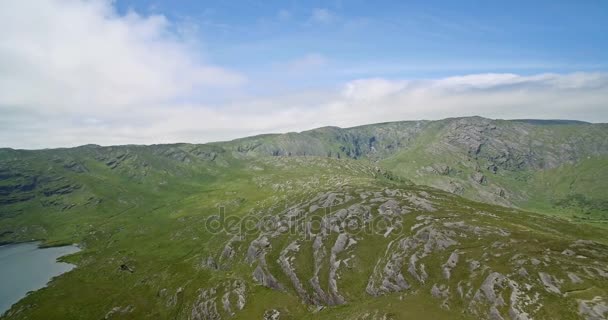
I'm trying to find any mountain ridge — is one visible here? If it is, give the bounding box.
[2,116,607,222]
[1,116,608,319]
[1,116,604,152]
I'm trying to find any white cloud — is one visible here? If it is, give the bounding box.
[3,70,607,149]
[0,2,606,149]
[343,78,409,100]
[0,0,244,115]
[433,72,608,90]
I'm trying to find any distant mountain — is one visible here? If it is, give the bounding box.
[217,116,608,221]
[509,119,591,125]
[1,117,607,319]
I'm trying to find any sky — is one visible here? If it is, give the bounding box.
[1,0,607,149]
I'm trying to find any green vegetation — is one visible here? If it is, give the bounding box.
[1,117,607,319]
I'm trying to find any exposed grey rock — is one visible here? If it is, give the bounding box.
[277,240,312,303]
[327,233,349,305]
[562,249,576,256]
[408,253,428,284]
[431,283,449,299]
[470,272,508,320]
[578,297,608,320]
[518,267,529,277]
[442,250,459,280]
[506,279,532,320]
[379,199,407,216]
[405,193,436,212]
[367,225,457,296]
[469,260,481,272]
[166,287,183,308]
[568,272,583,284]
[233,281,246,311]
[246,236,270,264]
[584,267,608,279]
[263,309,281,320]
[104,305,134,319]
[309,234,331,304]
[191,280,246,320]
[475,272,507,306]
[202,256,218,270]
[472,171,486,184]
[253,264,284,290]
[186,183,608,318]
[489,306,505,320]
[538,272,561,294]
[191,287,220,320]
[219,235,243,266]
[572,240,596,247]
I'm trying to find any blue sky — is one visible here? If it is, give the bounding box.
[0,0,607,148]
[115,0,608,78]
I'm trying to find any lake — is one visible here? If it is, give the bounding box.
[0,242,80,315]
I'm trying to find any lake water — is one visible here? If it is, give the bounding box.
[0,242,80,315]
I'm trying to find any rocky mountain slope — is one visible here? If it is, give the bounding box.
[1,117,607,319]
[219,117,608,222]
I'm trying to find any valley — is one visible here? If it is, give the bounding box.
[0,117,607,319]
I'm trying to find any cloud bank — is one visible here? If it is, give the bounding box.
[0,1,606,149]
[0,0,244,114]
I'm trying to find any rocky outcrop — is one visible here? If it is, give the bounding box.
[442,250,459,280]
[538,272,562,294]
[191,280,246,320]
[104,305,134,319]
[578,296,608,320]
[263,309,281,320]
[192,184,608,319]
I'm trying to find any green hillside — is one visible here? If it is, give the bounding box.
[219,116,608,223]
[1,117,607,319]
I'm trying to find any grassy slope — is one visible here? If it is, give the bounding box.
[1,118,607,319]
[0,147,382,318]
[0,153,607,319]
[379,120,608,226]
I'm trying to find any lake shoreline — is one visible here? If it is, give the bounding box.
[0,242,81,316]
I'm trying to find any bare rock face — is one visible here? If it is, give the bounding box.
[578,297,608,320]
[431,283,451,309]
[472,172,486,184]
[366,222,471,296]
[277,240,312,303]
[538,272,562,294]
[263,309,281,320]
[190,287,218,320]
[246,236,271,264]
[4,119,608,320]
[442,250,459,280]
[309,233,331,305]
[104,305,134,319]
[191,280,247,320]
[252,264,284,291]
[219,235,243,268]
[202,256,218,270]
[166,287,183,308]
[328,233,349,305]
[568,272,583,284]
[471,272,507,313]
[196,184,608,319]
[246,234,285,291]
